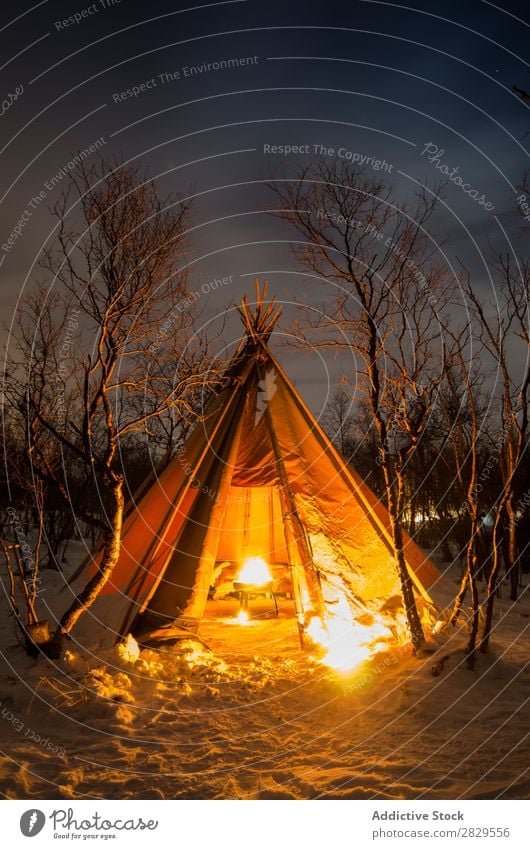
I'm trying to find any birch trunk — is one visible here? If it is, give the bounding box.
[52,476,124,646]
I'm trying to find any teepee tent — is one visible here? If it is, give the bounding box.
[69,283,443,652]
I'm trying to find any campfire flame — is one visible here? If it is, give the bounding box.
[306,596,402,672]
[238,556,272,586]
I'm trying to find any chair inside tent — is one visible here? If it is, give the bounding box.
[71,283,444,658]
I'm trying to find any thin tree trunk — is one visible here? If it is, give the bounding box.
[14,545,38,625]
[450,571,468,625]
[51,477,124,647]
[391,518,425,647]
[479,512,505,653]
[466,551,480,668]
[1,541,24,634]
[61,537,69,563]
[384,467,424,649]
[451,510,481,669]
[499,516,510,598]
[31,481,44,608]
[506,501,519,601]
[408,491,417,536]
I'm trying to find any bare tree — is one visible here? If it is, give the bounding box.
[269,160,450,650]
[439,324,485,667]
[466,258,530,650]
[135,328,221,460]
[320,383,356,456]
[6,156,217,652]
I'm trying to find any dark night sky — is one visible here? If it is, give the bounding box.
[1,0,528,414]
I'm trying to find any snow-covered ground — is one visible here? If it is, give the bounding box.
[0,541,528,800]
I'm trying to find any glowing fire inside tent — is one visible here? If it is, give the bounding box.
[237,557,272,586]
[233,557,276,623]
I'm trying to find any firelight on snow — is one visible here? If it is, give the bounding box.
[306,596,402,672]
[236,610,251,625]
[117,633,140,663]
[238,556,272,586]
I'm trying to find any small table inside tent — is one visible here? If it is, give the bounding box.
[233,581,279,618]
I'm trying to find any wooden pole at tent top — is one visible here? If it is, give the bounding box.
[237,279,283,346]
